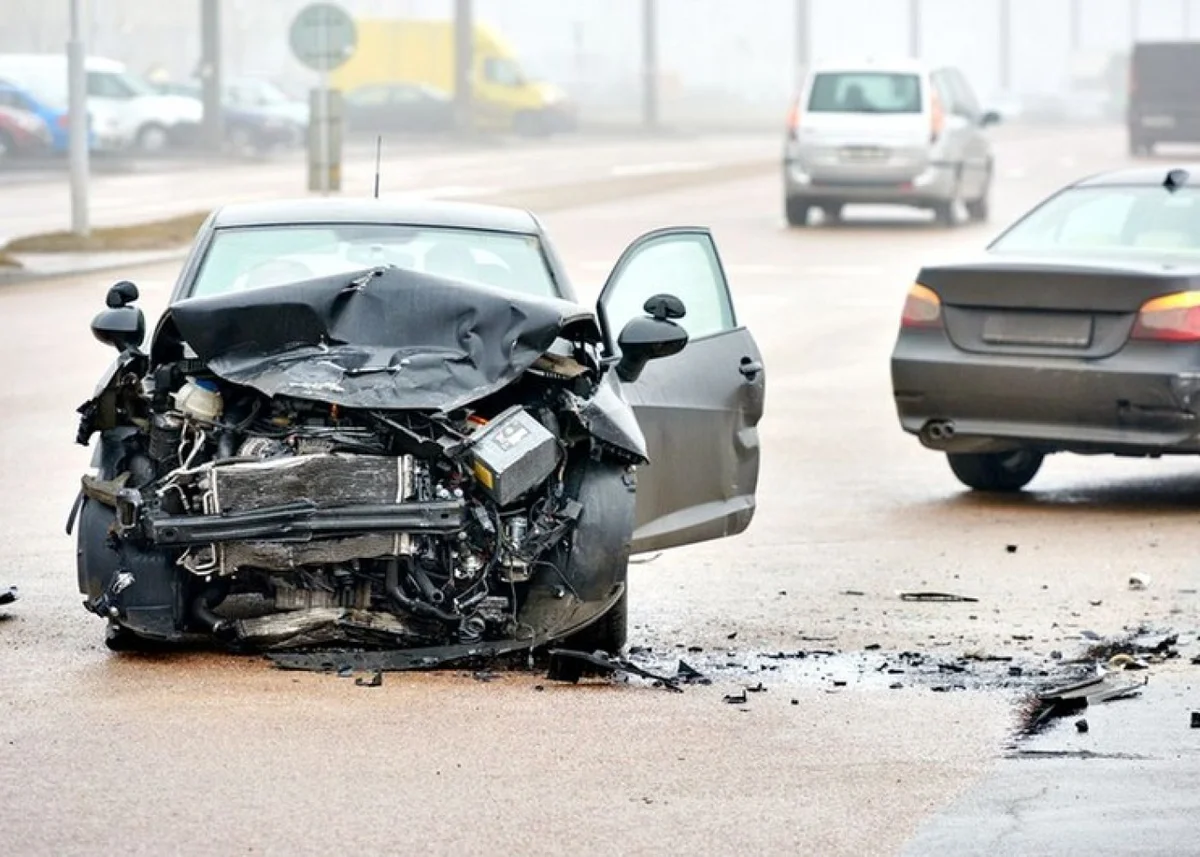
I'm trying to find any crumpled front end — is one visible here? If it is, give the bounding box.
[72,268,645,662]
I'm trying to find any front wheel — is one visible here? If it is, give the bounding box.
[785,196,811,227]
[947,449,1044,492]
[966,171,991,222]
[560,589,628,655]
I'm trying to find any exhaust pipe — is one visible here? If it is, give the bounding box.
[921,420,956,444]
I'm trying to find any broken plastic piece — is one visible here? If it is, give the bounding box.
[1129,573,1151,591]
[355,670,384,687]
[723,691,748,704]
[545,648,684,692]
[898,591,979,603]
[0,586,16,606]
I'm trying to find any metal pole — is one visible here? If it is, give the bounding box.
[200,0,223,151]
[67,0,89,237]
[642,0,658,129]
[453,0,473,133]
[319,13,329,195]
[999,0,1012,91]
[1069,0,1082,50]
[794,0,810,77]
[909,0,921,59]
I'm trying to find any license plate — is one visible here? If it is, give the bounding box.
[982,312,1093,347]
[839,145,888,162]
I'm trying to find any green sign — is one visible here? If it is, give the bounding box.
[289,3,357,73]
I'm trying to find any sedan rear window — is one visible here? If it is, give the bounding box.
[806,72,922,114]
[990,186,1200,257]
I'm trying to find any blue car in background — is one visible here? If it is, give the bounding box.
[0,78,94,153]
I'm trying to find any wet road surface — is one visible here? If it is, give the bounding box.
[3,125,1200,855]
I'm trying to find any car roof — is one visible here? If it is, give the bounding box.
[209,198,542,234]
[806,57,933,75]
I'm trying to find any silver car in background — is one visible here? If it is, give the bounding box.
[782,59,1000,227]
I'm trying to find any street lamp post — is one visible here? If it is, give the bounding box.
[67,0,89,237]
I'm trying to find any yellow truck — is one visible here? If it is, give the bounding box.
[329,18,576,135]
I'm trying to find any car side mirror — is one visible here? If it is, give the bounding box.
[614,293,689,383]
[92,281,145,352]
[981,110,1001,127]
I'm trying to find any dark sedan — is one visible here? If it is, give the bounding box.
[892,165,1200,491]
[343,83,454,136]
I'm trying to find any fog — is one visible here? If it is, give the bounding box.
[1,0,1195,128]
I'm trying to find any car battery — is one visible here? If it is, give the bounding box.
[469,406,560,506]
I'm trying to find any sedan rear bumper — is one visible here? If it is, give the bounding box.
[892,329,1200,454]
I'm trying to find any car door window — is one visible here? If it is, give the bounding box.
[483,57,523,87]
[87,72,135,99]
[600,231,736,345]
[948,69,982,118]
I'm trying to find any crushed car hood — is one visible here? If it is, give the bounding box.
[159,266,601,412]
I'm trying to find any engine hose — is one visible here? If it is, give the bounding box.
[191,586,235,640]
[385,561,461,625]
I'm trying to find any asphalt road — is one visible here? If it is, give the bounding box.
[3,125,1200,856]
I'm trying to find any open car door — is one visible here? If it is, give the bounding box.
[596,227,765,554]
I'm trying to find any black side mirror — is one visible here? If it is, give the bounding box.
[615,293,689,383]
[92,281,145,352]
[980,110,1001,127]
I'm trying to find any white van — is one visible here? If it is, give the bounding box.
[0,54,201,152]
[782,58,1000,227]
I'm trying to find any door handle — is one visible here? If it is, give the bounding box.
[739,358,763,380]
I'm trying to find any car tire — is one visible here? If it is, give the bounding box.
[136,123,170,154]
[785,196,811,227]
[103,621,164,653]
[821,203,843,225]
[966,167,992,222]
[946,449,1044,492]
[560,588,628,655]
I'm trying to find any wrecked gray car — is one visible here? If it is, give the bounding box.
[69,200,765,665]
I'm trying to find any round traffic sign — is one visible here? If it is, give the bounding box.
[289,3,358,73]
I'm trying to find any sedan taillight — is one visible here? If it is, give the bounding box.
[900,283,942,329]
[1131,291,1200,342]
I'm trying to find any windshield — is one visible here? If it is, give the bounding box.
[807,72,922,114]
[989,185,1200,257]
[191,224,559,299]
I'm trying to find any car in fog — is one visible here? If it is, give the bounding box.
[70,199,765,660]
[148,80,300,155]
[1127,41,1200,156]
[783,59,1000,227]
[0,54,201,153]
[0,102,52,162]
[343,83,455,136]
[892,165,1200,492]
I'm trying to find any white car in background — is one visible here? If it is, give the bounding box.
[0,54,201,153]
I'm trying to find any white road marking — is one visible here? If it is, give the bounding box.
[609,161,713,177]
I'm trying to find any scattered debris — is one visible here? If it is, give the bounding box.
[1012,634,1033,642]
[723,690,748,705]
[473,670,500,683]
[336,665,354,678]
[832,679,847,687]
[963,651,1013,663]
[726,631,738,640]
[898,591,979,603]
[1129,574,1151,591]
[864,643,881,651]
[0,585,16,606]
[1006,544,1018,554]
[1020,673,1146,734]
[1107,653,1148,671]
[841,589,865,597]
[1089,600,1103,607]
[1075,718,1089,733]
[546,648,684,692]
[629,553,663,565]
[889,682,904,690]
[355,670,384,688]
[1191,712,1200,729]
[746,681,767,693]
[675,660,711,685]
[791,698,799,705]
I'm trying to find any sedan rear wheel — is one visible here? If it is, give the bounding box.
[947,449,1044,492]
[785,196,811,227]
